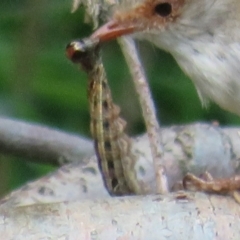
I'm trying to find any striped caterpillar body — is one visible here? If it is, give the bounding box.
[66,39,132,195]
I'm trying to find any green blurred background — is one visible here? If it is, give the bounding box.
[0,0,239,197]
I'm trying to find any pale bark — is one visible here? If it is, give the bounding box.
[1,118,239,200]
[0,117,94,165]
[1,118,240,238]
[1,193,240,239]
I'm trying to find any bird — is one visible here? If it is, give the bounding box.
[88,0,240,198]
[91,0,240,116]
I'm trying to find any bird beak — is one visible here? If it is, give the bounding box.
[91,20,136,42]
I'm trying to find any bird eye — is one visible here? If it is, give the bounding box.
[154,3,172,17]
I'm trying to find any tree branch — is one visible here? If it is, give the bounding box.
[0,117,94,165]
[1,119,240,238]
[1,119,239,203]
[1,192,240,239]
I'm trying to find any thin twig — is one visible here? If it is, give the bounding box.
[118,36,169,194]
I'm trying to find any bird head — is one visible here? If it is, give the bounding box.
[91,0,229,49]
